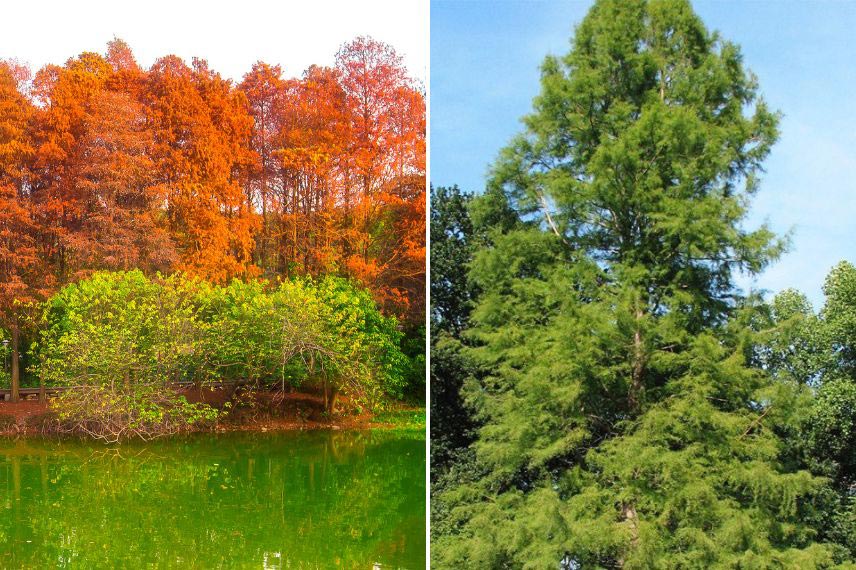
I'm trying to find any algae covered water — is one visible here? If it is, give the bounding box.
[0,430,425,569]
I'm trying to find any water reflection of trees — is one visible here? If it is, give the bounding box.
[0,431,425,569]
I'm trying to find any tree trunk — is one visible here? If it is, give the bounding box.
[11,324,20,403]
[227,379,245,401]
[618,503,640,567]
[329,387,339,415]
[629,308,645,412]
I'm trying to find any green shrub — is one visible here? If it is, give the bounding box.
[34,271,214,440]
[34,270,410,440]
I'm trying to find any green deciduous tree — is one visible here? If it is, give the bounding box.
[197,275,408,412]
[35,270,407,440]
[36,271,215,441]
[761,261,856,559]
[430,185,480,473]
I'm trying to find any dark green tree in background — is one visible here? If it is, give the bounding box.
[432,0,854,567]
[430,185,478,472]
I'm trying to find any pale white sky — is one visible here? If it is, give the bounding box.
[0,0,428,83]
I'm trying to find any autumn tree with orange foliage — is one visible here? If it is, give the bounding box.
[0,60,50,401]
[240,37,426,321]
[0,36,424,399]
[30,50,175,278]
[335,37,426,320]
[146,55,258,283]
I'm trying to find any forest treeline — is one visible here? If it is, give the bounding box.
[0,36,425,404]
[431,0,856,567]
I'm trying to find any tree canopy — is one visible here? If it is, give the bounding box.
[0,36,425,402]
[431,1,854,567]
[35,270,407,440]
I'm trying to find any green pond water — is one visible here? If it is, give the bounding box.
[0,430,425,569]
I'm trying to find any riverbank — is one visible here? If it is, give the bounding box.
[0,388,425,437]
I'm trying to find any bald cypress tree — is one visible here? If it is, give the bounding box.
[433,1,847,567]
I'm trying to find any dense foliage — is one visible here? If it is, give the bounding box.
[35,270,408,440]
[432,0,856,567]
[0,36,425,401]
[430,185,479,472]
[759,262,856,559]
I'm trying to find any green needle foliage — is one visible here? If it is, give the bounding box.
[432,0,852,567]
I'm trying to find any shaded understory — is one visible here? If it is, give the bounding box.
[0,388,425,438]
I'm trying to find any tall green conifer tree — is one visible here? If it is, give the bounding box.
[433,1,849,567]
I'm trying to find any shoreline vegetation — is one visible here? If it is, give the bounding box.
[0,37,426,443]
[0,391,426,438]
[1,269,424,443]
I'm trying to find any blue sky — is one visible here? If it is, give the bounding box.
[430,0,856,308]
